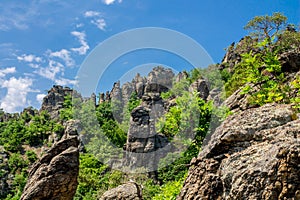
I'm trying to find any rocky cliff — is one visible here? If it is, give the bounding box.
[12,29,299,199]
[123,67,174,174]
[20,120,80,200]
[178,104,300,200]
[40,85,74,119]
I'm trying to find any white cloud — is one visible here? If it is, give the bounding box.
[17,54,42,63]
[54,77,77,86]
[28,63,40,69]
[0,67,16,77]
[49,49,74,67]
[36,60,64,80]
[36,93,46,103]
[102,0,122,5]
[91,18,106,30]
[76,23,84,28]
[70,31,89,55]
[0,77,33,113]
[83,10,106,31]
[84,11,101,17]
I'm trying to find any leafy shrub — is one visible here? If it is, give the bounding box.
[8,153,28,173]
[25,150,37,163]
[153,177,185,200]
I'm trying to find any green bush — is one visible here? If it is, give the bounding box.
[25,150,37,163]
[153,177,185,200]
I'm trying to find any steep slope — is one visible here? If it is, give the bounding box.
[178,22,300,200]
[178,104,300,199]
[20,120,80,200]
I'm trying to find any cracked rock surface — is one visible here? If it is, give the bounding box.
[178,104,300,200]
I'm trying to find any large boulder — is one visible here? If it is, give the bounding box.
[178,104,300,200]
[100,182,143,200]
[20,121,80,200]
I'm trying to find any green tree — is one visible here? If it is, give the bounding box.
[244,12,287,41]
[60,94,74,121]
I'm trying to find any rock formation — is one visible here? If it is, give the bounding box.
[145,66,174,93]
[100,182,143,200]
[189,78,210,100]
[40,85,74,119]
[220,36,259,71]
[123,67,174,174]
[122,82,135,105]
[110,81,123,104]
[20,120,80,200]
[223,86,254,112]
[177,104,300,200]
[279,49,300,73]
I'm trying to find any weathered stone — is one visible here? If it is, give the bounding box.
[63,119,82,137]
[144,66,174,93]
[91,93,97,107]
[279,50,300,73]
[133,73,146,98]
[99,93,105,104]
[124,103,169,172]
[40,85,75,120]
[178,104,300,200]
[207,88,223,106]
[0,112,19,122]
[222,86,254,112]
[111,81,123,103]
[123,68,173,173]
[175,71,188,83]
[105,91,111,101]
[21,107,37,118]
[122,82,134,105]
[219,36,259,72]
[100,182,143,200]
[189,78,210,100]
[20,121,80,200]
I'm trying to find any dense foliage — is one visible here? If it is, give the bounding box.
[0,12,298,200]
[224,26,300,109]
[0,109,63,199]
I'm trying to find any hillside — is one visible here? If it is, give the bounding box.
[0,13,299,200]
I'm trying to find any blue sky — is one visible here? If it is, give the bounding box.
[0,0,299,112]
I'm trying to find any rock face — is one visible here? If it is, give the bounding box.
[100,182,143,200]
[124,102,169,173]
[189,78,210,100]
[178,104,300,200]
[222,86,254,112]
[40,85,74,119]
[279,49,300,73]
[145,66,174,93]
[123,67,174,174]
[20,120,80,200]
[220,36,259,71]
[98,66,174,108]
[110,81,123,104]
